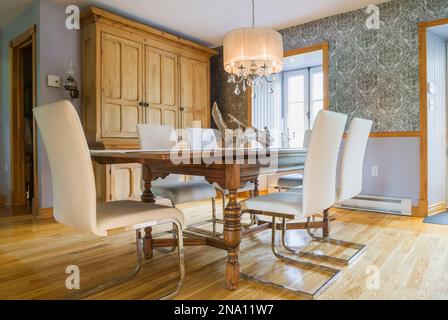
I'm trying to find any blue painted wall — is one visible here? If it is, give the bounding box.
[0,0,81,207]
[0,1,40,198]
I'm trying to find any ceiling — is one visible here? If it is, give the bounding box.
[429,24,448,41]
[1,0,390,47]
[283,50,323,71]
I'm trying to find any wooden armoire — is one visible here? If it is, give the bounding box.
[80,7,216,202]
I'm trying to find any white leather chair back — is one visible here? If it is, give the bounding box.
[137,124,178,150]
[337,118,372,202]
[187,128,219,150]
[33,101,106,236]
[303,130,312,148]
[137,124,180,182]
[302,110,347,218]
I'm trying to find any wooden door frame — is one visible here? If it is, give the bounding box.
[247,41,330,125]
[418,18,448,217]
[9,25,38,213]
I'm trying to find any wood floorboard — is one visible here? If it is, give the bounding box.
[1,199,448,299]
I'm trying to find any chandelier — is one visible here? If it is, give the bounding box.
[223,0,283,95]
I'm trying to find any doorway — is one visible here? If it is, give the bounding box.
[10,26,37,213]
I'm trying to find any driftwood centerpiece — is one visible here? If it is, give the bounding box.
[211,102,271,148]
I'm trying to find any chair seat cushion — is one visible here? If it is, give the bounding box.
[214,181,255,195]
[287,186,303,193]
[97,200,184,231]
[241,192,303,219]
[152,180,216,205]
[277,173,303,189]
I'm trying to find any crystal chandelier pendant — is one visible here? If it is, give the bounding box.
[223,0,283,95]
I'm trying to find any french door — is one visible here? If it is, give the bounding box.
[282,66,323,148]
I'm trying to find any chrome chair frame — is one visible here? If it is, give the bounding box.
[66,218,185,300]
[280,217,367,266]
[240,216,341,300]
[186,189,256,239]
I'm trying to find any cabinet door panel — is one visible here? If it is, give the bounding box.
[113,167,132,200]
[162,55,176,106]
[146,50,161,104]
[164,109,177,127]
[144,46,178,127]
[123,105,140,133]
[103,103,121,133]
[180,57,209,129]
[110,164,142,201]
[147,108,162,125]
[101,33,143,138]
[122,44,140,101]
[180,58,194,110]
[102,39,121,99]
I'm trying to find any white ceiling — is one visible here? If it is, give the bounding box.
[283,50,323,71]
[1,0,390,47]
[429,24,448,41]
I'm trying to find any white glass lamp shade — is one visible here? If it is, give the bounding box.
[223,27,283,76]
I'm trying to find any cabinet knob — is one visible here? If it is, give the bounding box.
[138,101,144,107]
[144,102,149,107]
[179,106,184,112]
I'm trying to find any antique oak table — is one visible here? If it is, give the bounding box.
[91,148,306,290]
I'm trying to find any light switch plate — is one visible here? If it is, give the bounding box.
[47,75,61,88]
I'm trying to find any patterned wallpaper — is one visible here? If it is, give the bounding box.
[210,0,448,132]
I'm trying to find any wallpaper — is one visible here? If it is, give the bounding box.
[210,0,448,132]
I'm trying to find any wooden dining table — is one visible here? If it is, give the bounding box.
[91,147,306,290]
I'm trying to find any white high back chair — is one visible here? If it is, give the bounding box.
[276,129,312,190]
[337,118,373,203]
[186,128,219,150]
[240,110,347,298]
[137,124,217,238]
[34,101,185,299]
[291,117,372,266]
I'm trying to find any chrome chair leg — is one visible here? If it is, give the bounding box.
[67,219,185,300]
[280,217,367,266]
[159,219,185,300]
[186,196,223,238]
[156,199,178,254]
[240,217,341,299]
[211,197,217,237]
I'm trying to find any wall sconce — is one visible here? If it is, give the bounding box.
[64,60,79,100]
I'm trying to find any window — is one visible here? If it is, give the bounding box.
[251,65,324,148]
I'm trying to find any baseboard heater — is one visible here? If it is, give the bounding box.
[335,195,412,216]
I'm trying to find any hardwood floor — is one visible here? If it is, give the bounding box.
[1,199,448,300]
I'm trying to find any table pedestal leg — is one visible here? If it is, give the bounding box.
[141,165,155,259]
[323,208,330,238]
[223,189,241,290]
[253,178,259,197]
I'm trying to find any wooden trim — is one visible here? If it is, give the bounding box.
[36,207,53,219]
[416,19,448,218]
[428,202,447,216]
[9,25,38,211]
[369,131,420,138]
[247,41,330,125]
[246,89,252,125]
[283,42,329,58]
[81,6,217,57]
[343,131,420,138]
[10,26,35,48]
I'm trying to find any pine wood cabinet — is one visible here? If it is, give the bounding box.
[81,7,216,201]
